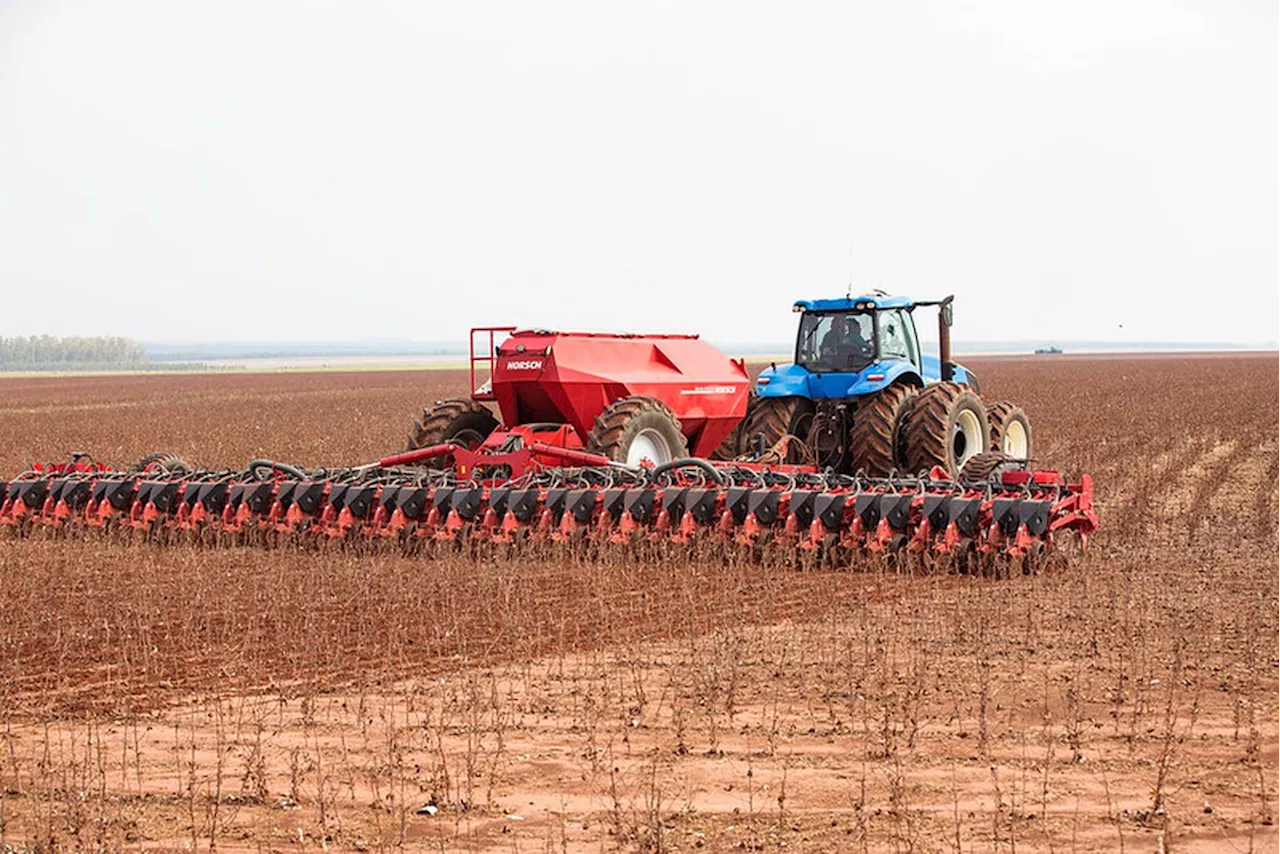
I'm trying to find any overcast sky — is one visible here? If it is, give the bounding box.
[1,1,1275,347]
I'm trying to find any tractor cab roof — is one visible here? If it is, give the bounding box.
[793,293,916,313]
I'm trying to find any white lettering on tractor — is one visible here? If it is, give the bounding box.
[505,360,544,371]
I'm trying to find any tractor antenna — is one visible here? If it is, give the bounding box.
[846,242,854,300]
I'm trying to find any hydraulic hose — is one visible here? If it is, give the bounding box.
[247,459,309,481]
[648,458,726,486]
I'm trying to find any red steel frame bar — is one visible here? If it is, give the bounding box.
[379,440,613,471]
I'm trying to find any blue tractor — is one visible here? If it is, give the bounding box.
[720,292,1032,478]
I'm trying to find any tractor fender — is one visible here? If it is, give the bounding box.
[844,363,923,398]
[754,363,812,399]
[920,355,980,393]
[949,363,980,393]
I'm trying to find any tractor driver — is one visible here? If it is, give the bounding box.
[820,314,872,367]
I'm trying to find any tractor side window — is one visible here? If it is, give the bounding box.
[796,313,827,365]
[879,310,915,364]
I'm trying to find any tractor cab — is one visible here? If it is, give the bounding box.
[794,299,922,377]
[758,293,975,402]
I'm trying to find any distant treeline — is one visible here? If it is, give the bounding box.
[145,341,468,361]
[0,335,145,366]
[0,335,208,372]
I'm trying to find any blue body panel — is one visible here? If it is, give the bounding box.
[920,354,975,387]
[757,357,974,400]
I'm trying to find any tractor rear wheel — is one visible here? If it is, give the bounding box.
[986,401,1032,459]
[406,399,499,466]
[587,396,687,466]
[901,383,989,477]
[741,396,814,464]
[848,383,918,476]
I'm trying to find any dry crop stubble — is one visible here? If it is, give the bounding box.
[0,353,1275,852]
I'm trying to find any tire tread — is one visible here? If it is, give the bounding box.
[587,396,686,462]
[902,382,988,476]
[848,384,917,476]
[406,398,498,451]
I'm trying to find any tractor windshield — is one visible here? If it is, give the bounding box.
[796,311,877,373]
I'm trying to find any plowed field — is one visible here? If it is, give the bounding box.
[0,354,1275,852]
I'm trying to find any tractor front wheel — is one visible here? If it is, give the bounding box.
[901,383,989,477]
[986,401,1032,459]
[741,396,814,464]
[587,396,687,466]
[407,399,499,467]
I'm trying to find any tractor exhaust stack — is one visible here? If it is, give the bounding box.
[939,295,954,382]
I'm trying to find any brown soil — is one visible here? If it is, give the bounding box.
[0,354,1275,852]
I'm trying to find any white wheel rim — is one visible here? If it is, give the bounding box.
[953,409,984,466]
[627,429,673,467]
[1002,420,1028,458]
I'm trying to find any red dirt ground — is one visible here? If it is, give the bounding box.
[0,353,1275,852]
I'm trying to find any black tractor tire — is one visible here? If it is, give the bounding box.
[130,451,193,476]
[959,451,1025,484]
[901,382,990,477]
[847,383,918,476]
[587,396,687,465]
[740,396,815,464]
[406,398,499,461]
[986,401,1032,459]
